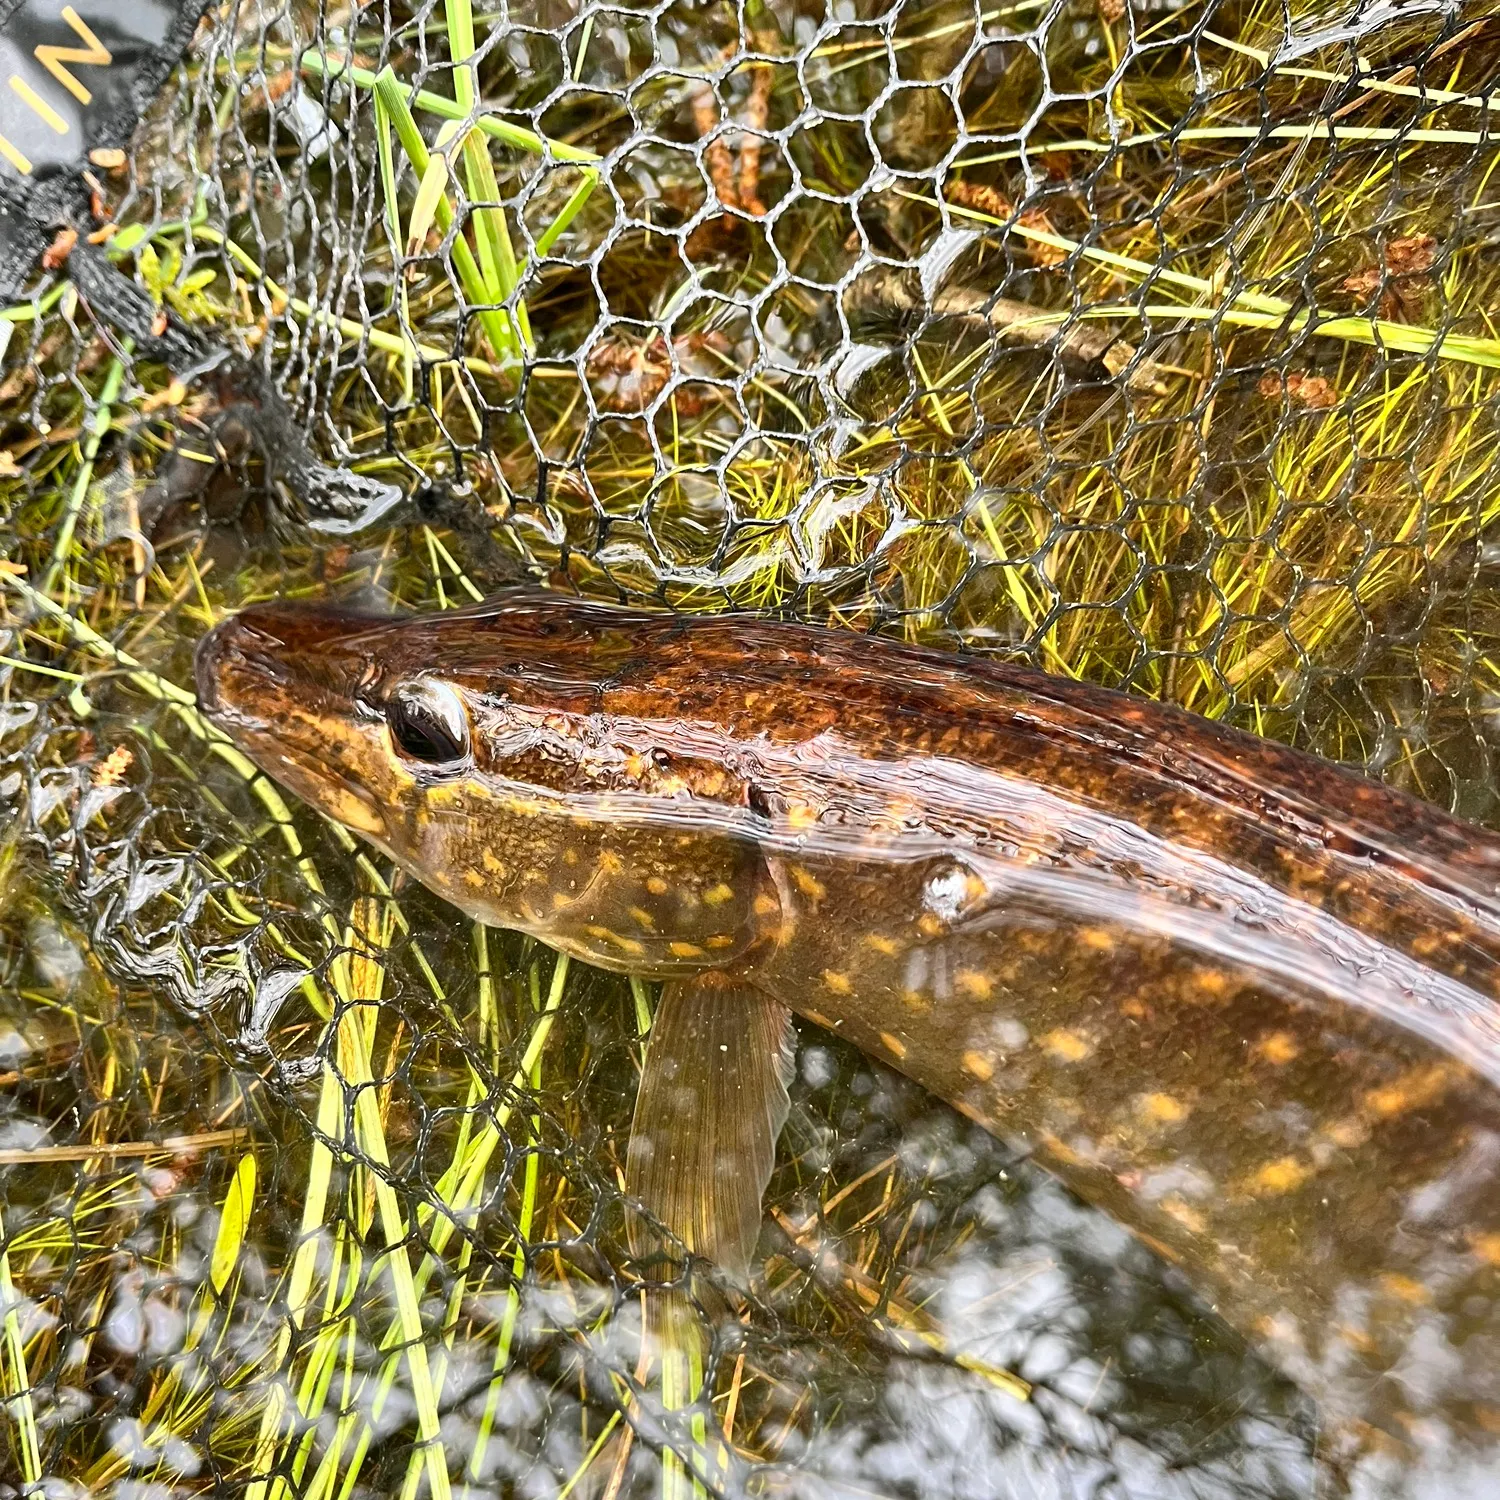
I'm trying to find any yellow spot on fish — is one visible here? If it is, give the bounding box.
[821,969,853,995]
[900,988,929,1012]
[1079,927,1114,951]
[1362,1064,1456,1120]
[865,933,901,957]
[917,913,944,938]
[879,1031,907,1060]
[1160,1196,1207,1236]
[598,850,624,876]
[1137,1232,1183,1265]
[1255,1031,1300,1065]
[1042,1028,1092,1063]
[584,925,646,957]
[1255,1312,1299,1346]
[551,891,571,909]
[1324,1117,1370,1150]
[1119,997,1147,1019]
[481,849,507,876]
[563,847,579,866]
[1138,1093,1189,1124]
[791,866,826,901]
[787,802,821,830]
[703,882,736,907]
[955,969,992,1000]
[463,870,484,889]
[504,792,549,818]
[1378,1274,1432,1306]
[1193,968,1229,997]
[629,906,656,931]
[669,941,705,959]
[961,1050,994,1081]
[706,934,736,949]
[1039,1132,1087,1168]
[1468,1231,1500,1266]
[646,875,669,895]
[950,1094,991,1128]
[753,893,779,917]
[1245,1155,1313,1197]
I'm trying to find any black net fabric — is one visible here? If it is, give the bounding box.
[3,0,1500,1495]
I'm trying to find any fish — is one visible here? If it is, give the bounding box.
[195,587,1500,1482]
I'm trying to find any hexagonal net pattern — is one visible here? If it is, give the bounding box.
[2,0,1499,1495]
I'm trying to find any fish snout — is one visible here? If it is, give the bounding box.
[194,611,292,726]
[195,601,392,723]
[195,614,246,721]
[194,605,394,841]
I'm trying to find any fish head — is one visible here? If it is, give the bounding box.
[195,590,774,973]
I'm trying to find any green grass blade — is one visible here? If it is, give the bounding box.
[444,0,477,117]
[372,65,520,369]
[299,51,599,163]
[39,345,130,599]
[460,130,532,350]
[0,1205,42,1486]
[931,189,1500,372]
[530,167,600,262]
[464,963,548,1486]
[211,1154,258,1296]
[373,92,416,401]
[333,904,452,1500]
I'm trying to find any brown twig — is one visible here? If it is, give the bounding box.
[692,82,739,213]
[737,44,775,217]
[0,1128,250,1165]
[846,265,1174,396]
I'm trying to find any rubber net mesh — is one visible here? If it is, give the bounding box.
[2,0,1499,1495]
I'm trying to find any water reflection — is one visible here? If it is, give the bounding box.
[0,746,1492,1499]
[748,1049,1318,1500]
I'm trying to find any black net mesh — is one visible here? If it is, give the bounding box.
[3,0,1500,1494]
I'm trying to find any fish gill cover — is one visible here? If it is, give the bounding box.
[0,0,1498,1496]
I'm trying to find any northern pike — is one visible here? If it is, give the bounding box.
[195,589,1500,1484]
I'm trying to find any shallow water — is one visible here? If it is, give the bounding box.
[13,572,1500,1495]
[0,789,1330,1500]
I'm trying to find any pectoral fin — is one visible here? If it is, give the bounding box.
[626,974,795,1283]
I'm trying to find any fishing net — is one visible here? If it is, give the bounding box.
[2,0,1498,1494]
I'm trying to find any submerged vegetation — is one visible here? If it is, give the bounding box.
[2,0,1500,1493]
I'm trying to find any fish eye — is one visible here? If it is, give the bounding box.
[386,680,470,765]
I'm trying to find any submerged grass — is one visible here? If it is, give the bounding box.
[3,0,1500,1494]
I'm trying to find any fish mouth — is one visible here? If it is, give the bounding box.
[196,613,272,723]
[195,607,389,838]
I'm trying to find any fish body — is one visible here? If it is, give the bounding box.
[196,590,1500,1478]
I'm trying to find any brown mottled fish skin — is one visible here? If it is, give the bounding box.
[196,589,1500,1476]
